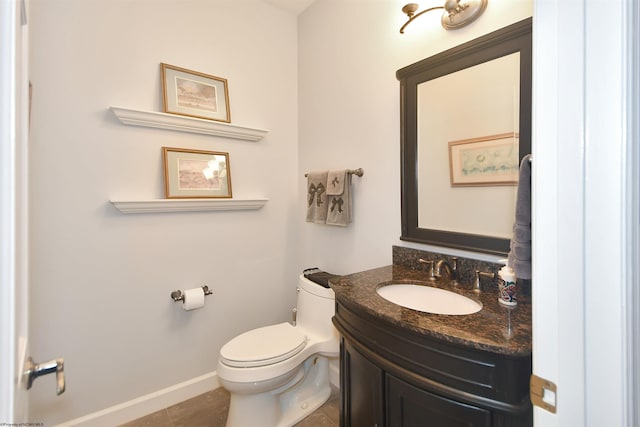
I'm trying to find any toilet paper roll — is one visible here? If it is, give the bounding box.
[182,288,205,311]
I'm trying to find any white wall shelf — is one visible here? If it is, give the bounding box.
[110,198,269,213]
[110,106,268,141]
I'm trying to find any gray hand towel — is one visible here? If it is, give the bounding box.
[306,171,328,224]
[325,170,352,226]
[507,154,532,279]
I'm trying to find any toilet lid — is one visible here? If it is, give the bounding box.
[220,323,307,368]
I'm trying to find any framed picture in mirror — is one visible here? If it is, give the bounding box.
[448,133,519,186]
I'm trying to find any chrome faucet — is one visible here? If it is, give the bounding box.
[434,257,459,284]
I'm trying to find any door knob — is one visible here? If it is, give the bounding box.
[24,357,65,395]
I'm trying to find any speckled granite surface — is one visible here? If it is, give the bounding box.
[392,246,531,297]
[329,247,532,357]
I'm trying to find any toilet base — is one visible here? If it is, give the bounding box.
[225,356,333,427]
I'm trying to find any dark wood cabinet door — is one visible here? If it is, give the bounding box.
[341,338,384,427]
[334,298,532,427]
[386,375,491,427]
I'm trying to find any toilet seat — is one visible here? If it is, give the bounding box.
[220,323,307,368]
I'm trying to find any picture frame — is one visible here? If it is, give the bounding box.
[163,147,232,199]
[161,63,231,123]
[448,133,519,186]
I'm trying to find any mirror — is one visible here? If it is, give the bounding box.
[397,18,532,256]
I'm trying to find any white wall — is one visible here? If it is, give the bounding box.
[27,0,299,424]
[297,0,533,273]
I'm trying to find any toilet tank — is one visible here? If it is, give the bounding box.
[295,274,336,339]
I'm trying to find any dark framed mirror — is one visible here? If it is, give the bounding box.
[397,18,532,256]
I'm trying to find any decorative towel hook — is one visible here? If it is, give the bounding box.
[171,285,213,302]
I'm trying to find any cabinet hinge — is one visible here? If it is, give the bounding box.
[530,374,557,413]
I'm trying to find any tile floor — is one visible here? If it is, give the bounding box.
[119,386,339,427]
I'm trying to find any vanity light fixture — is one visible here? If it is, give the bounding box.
[399,0,488,33]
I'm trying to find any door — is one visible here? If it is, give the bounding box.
[1,0,64,422]
[1,0,30,421]
[341,338,385,427]
[532,0,637,426]
[386,375,491,427]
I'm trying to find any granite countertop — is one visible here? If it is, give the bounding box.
[329,265,532,357]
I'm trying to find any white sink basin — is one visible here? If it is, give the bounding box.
[376,284,482,315]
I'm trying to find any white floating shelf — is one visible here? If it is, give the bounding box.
[110,107,268,141]
[110,198,269,214]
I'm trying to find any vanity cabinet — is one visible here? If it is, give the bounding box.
[341,339,384,426]
[334,298,532,427]
[387,374,491,427]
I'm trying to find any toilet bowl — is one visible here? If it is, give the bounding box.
[216,274,339,427]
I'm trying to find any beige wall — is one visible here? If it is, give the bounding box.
[297,0,533,272]
[418,52,520,238]
[28,0,299,423]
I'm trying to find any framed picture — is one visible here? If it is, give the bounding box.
[163,147,232,199]
[448,133,519,186]
[161,63,231,123]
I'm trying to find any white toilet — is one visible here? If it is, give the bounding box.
[216,274,339,427]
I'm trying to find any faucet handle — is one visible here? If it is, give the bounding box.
[474,269,496,293]
[418,258,437,281]
[448,257,460,283]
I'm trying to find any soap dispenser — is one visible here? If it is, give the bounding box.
[497,265,517,306]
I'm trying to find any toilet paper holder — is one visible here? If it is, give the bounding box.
[171,286,213,302]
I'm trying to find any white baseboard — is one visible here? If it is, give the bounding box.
[54,362,339,427]
[54,371,220,427]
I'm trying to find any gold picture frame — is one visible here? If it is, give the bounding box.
[163,147,232,199]
[448,133,519,186]
[161,63,231,123]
